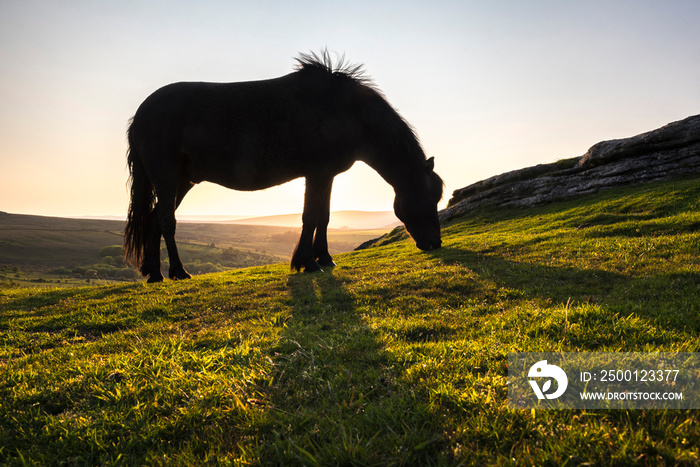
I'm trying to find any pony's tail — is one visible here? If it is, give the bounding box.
[123,124,156,271]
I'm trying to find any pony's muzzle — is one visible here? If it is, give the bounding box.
[417,238,442,251]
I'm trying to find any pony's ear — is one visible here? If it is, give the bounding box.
[425,157,435,171]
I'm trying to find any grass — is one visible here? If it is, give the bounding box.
[1,177,700,465]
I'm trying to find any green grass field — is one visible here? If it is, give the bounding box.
[1,177,699,465]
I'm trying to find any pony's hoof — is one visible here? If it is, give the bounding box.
[169,267,192,280]
[303,261,323,273]
[146,272,164,283]
[291,255,323,273]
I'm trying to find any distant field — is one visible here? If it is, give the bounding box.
[0,212,388,286]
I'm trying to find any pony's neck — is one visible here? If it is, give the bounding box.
[356,94,428,193]
[362,145,425,195]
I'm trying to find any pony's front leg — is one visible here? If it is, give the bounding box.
[291,224,322,272]
[291,176,333,272]
[313,227,335,268]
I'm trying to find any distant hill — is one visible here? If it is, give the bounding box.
[0,212,126,268]
[71,211,401,230]
[225,210,400,230]
[0,212,390,283]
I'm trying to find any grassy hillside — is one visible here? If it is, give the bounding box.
[1,177,699,465]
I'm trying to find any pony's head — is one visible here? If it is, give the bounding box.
[393,157,444,251]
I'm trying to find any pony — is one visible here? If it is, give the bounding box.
[123,51,443,282]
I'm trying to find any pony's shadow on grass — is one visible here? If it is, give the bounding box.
[429,246,700,338]
[278,269,389,379]
[263,269,439,455]
[286,268,356,315]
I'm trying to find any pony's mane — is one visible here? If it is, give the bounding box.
[294,50,376,89]
[295,50,441,198]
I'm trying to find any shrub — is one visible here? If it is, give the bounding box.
[48,267,71,275]
[116,268,139,279]
[99,245,123,258]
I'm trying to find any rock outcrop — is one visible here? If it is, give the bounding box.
[440,114,700,221]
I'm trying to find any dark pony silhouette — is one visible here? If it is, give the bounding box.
[123,51,443,282]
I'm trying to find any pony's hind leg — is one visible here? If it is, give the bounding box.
[159,211,191,280]
[312,178,335,268]
[141,184,192,282]
[142,207,165,283]
[158,179,192,280]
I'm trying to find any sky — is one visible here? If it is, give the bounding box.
[1,0,699,218]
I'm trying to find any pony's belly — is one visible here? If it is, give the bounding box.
[192,164,302,192]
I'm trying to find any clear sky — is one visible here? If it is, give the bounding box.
[1,0,699,218]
